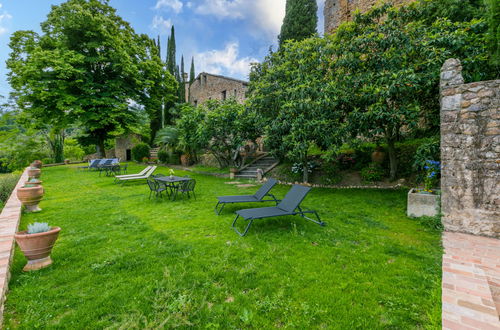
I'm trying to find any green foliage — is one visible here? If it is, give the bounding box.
[63,138,85,162]
[131,143,150,162]
[157,150,169,163]
[166,26,177,75]
[484,0,500,69]
[320,162,342,185]
[189,57,195,84]
[0,174,20,204]
[7,0,153,156]
[278,0,318,46]
[360,163,385,182]
[27,222,51,235]
[155,126,179,149]
[413,137,440,172]
[175,104,207,161]
[423,160,441,192]
[202,99,262,168]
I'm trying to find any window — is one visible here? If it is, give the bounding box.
[194,100,198,107]
[221,90,227,100]
[203,75,207,85]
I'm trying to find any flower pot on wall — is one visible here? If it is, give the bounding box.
[14,227,61,271]
[17,185,44,212]
[28,167,41,179]
[31,160,42,168]
[407,188,440,217]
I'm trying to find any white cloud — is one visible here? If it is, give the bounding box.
[154,0,183,13]
[195,42,258,78]
[0,3,12,36]
[150,15,172,34]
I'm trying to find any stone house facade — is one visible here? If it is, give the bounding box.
[187,73,248,106]
[324,0,415,33]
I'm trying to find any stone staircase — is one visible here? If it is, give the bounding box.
[235,155,279,179]
[150,147,160,160]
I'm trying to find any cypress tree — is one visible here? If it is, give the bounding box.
[189,57,195,84]
[166,26,176,74]
[278,0,318,47]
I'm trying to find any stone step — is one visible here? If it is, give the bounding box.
[235,174,257,178]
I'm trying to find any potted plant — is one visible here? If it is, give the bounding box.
[25,178,43,187]
[407,160,441,217]
[64,159,70,165]
[169,168,175,179]
[180,154,191,166]
[27,166,41,179]
[14,222,61,271]
[17,183,44,212]
[31,160,42,169]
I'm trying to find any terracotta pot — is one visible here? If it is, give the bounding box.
[371,148,386,164]
[180,154,191,166]
[17,185,44,212]
[24,179,43,187]
[28,167,41,179]
[14,227,61,271]
[64,159,70,164]
[31,160,42,169]
[229,167,238,174]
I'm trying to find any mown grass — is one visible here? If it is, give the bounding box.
[4,164,442,329]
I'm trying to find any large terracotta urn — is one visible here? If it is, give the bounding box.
[28,167,41,179]
[31,160,42,169]
[180,154,191,166]
[25,179,43,187]
[14,227,61,271]
[17,185,44,212]
[371,147,386,164]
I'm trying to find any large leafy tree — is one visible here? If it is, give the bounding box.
[137,35,178,144]
[7,0,146,157]
[278,0,318,47]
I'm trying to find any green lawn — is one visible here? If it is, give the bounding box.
[4,164,442,329]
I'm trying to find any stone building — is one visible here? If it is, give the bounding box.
[324,0,415,33]
[187,72,248,106]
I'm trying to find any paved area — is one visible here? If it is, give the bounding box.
[0,169,28,320]
[443,232,500,329]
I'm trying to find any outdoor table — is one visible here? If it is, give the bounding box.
[154,176,192,200]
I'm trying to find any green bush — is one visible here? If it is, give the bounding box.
[64,139,85,161]
[0,174,20,205]
[413,137,440,172]
[168,152,181,165]
[131,143,150,162]
[360,163,385,182]
[157,150,169,163]
[320,162,342,185]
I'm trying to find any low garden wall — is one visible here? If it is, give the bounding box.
[0,168,28,322]
[440,58,500,238]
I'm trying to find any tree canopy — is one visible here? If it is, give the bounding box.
[278,0,318,47]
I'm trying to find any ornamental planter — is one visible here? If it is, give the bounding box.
[31,160,42,169]
[14,227,61,271]
[28,167,41,179]
[180,154,191,166]
[407,188,440,217]
[17,185,44,212]
[24,179,43,187]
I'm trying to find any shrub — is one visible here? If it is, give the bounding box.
[168,152,181,165]
[360,163,385,182]
[157,150,169,163]
[64,139,85,161]
[132,143,150,162]
[413,137,440,172]
[320,162,342,185]
[27,222,51,234]
[0,174,20,205]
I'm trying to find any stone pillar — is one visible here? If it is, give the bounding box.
[440,58,500,238]
[183,73,189,103]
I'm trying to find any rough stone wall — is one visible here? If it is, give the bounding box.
[324,0,416,33]
[440,58,500,238]
[115,134,140,161]
[188,73,248,106]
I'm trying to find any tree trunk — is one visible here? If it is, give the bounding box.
[96,138,106,158]
[302,162,309,183]
[386,137,397,181]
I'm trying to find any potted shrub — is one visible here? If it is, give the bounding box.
[64,159,70,165]
[17,183,44,212]
[169,168,175,179]
[31,160,42,169]
[24,178,43,187]
[27,166,41,179]
[14,222,61,271]
[180,154,191,166]
[407,160,441,217]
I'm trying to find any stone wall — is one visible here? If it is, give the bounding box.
[440,58,500,238]
[324,0,415,33]
[188,73,248,106]
[115,134,141,161]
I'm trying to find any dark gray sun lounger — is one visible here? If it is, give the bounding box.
[215,178,279,215]
[232,184,325,236]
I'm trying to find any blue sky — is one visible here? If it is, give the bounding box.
[0,0,324,98]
